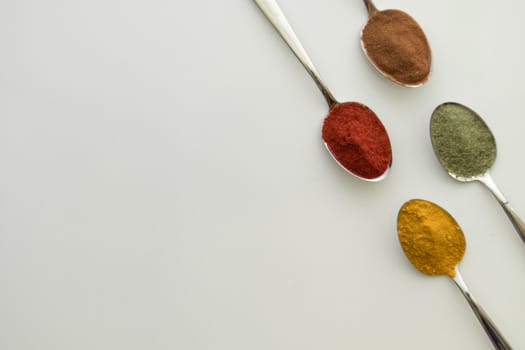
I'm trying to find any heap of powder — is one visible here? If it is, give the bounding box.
[430,103,497,179]
[361,9,431,86]
[397,199,466,278]
[322,102,391,179]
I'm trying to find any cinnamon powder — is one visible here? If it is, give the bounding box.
[361,9,431,86]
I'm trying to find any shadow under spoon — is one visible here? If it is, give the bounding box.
[430,102,525,243]
[254,0,392,181]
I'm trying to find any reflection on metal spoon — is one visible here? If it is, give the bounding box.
[254,0,392,181]
[398,199,513,350]
[430,102,525,243]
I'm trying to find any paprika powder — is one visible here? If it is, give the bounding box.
[322,102,392,180]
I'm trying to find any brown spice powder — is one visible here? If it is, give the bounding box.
[361,9,431,86]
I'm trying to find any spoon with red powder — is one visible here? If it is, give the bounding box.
[360,0,431,87]
[254,0,392,181]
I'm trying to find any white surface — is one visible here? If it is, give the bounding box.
[2,0,525,349]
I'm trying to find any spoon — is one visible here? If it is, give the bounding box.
[360,0,431,87]
[430,102,525,243]
[253,0,392,181]
[398,199,513,350]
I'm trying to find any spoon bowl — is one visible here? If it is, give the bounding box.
[254,0,392,181]
[398,199,513,349]
[322,101,392,180]
[430,102,525,243]
[360,0,431,87]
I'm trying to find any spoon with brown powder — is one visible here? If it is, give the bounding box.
[253,0,392,181]
[360,0,431,87]
[398,199,513,350]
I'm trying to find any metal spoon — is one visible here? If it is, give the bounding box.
[360,0,431,87]
[253,0,392,181]
[430,102,525,243]
[398,199,513,350]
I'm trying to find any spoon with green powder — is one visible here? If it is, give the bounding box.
[398,199,513,350]
[253,0,392,181]
[430,102,525,243]
[360,0,431,87]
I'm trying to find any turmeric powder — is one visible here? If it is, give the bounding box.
[397,199,466,278]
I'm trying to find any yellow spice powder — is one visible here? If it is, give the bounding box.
[397,199,466,278]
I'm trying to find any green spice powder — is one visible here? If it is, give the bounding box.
[430,103,496,179]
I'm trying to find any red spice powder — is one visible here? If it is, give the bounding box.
[322,102,392,179]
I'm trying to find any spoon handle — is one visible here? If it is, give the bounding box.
[478,173,525,243]
[363,0,378,16]
[452,268,513,350]
[253,0,338,108]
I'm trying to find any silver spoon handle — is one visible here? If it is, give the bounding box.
[452,268,513,350]
[253,0,337,108]
[478,173,525,243]
[363,0,378,16]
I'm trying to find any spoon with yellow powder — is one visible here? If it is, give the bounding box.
[360,0,431,86]
[397,199,512,350]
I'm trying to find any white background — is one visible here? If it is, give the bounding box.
[2,0,525,349]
